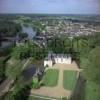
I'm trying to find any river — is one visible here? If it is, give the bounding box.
[22,25,36,40]
[0,25,36,48]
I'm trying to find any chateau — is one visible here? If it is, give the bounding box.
[44,53,72,67]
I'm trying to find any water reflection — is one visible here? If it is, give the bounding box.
[22,26,36,40]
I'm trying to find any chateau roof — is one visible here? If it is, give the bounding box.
[45,53,71,61]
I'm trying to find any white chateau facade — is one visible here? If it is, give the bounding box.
[44,53,72,67]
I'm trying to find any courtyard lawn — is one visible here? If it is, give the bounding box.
[63,70,77,90]
[43,69,59,87]
[28,96,49,100]
[28,95,57,100]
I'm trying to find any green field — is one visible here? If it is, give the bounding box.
[85,81,100,100]
[28,96,68,100]
[28,95,58,100]
[28,96,49,100]
[63,70,77,90]
[43,69,59,87]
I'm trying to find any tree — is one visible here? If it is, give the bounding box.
[0,58,5,81]
[11,44,30,60]
[19,33,28,39]
[47,36,71,53]
[81,46,100,84]
[6,60,22,79]
[28,42,47,60]
[4,82,31,100]
[0,19,21,37]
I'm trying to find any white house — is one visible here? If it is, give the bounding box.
[44,53,72,67]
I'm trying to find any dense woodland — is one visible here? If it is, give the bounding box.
[0,19,21,37]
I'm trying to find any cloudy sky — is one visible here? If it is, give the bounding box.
[0,0,100,14]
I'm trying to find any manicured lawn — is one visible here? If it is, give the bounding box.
[43,69,59,87]
[63,70,77,90]
[28,95,57,100]
[85,81,100,100]
[28,96,48,100]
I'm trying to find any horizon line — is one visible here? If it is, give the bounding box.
[0,13,100,16]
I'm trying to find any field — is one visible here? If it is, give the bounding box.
[43,69,59,87]
[28,96,49,100]
[63,70,77,90]
[28,95,58,100]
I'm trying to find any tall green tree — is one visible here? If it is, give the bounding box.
[6,60,22,79]
[81,46,100,84]
[47,36,71,53]
[0,58,5,80]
